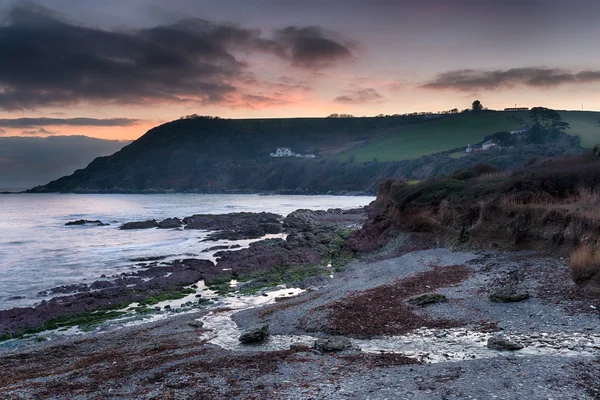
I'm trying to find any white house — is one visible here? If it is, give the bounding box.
[270,147,317,158]
[270,147,295,157]
[466,141,497,153]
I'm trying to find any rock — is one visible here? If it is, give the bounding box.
[183,212,282,231]
[283,209,320,230]
[239,323,270,343]
[407,293,447,306]
[202,245,232,253]
[157,218,183,229]
[65,219,108,226]
[262,222,283,234]
[188,321,204,329]
[487,336,524,351]
[203,227,266,241]
[314,336,352,352]
[289,342,313,351]
[119,220,159,230]
[489,286,530,303]
[291,275,332,289]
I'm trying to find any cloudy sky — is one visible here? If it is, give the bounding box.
[1,0,600,140]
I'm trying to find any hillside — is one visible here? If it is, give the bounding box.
[28,111,596,194]
[336,110,600,162]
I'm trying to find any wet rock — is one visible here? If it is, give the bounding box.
[290,341,313,351]
[202,245,231,252]
[188,321,204,329]
[283,209,320,230]
[489,286,530,303]
[239,323,270,343]
[487,336,524,351]
[407,293,447,306]
[183,212,281,231]
[119,220,159,230]
[65,219,108,226]
[314,336,353,352]
[157,218,183,229]
[37,283,90,296]
[203,227,266,241]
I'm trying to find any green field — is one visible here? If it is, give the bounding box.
[337,110,600,163]
[560,111,600,148]
[337,112,522,162]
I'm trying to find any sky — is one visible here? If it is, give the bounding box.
[1,0,600,140]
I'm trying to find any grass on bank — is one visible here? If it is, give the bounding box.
[570,245,600,285]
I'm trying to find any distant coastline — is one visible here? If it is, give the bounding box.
[0,188,27,194]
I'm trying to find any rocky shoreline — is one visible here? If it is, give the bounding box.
[0,208,366,340]
[1,247,600,399]
[2,205,600,399]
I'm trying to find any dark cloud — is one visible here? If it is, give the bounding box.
[334,88,384,104]
[21,127,58,136]
[0,135,130,189]
[272,26,353,69]
[0,117,140,128]
[0,4,354,110]
[423,68,600,91]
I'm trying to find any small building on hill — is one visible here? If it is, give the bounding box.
[270,147,316,158]
[504,107,529,111]
[270,147,295,157]
[466,140,498,153]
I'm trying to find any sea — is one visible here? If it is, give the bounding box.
[0,193,374,311]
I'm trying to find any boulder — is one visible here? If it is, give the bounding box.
[489,286,530,303]
[487,336,524,351]
[407,293,447,306]
[314,336,352,352]
[183,212,281,230]
[239,323,270,343]
[283,209,319,230]
[158,218,183,229]
[188,321,204,329]
[119,220,159,230]
[65,219,108,226]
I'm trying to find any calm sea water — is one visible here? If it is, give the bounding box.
[0,194,373,310]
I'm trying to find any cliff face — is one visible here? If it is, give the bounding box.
[346,152,600,258]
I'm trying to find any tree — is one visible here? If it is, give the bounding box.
[471,100,483,112]
[528,107,570,143]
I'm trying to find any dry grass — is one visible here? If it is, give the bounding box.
[500,185,600,225]
[471,171,511,184]
[569,244,600,284]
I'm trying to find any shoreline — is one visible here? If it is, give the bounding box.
[2,247,599,399]
[0,208,368,341]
